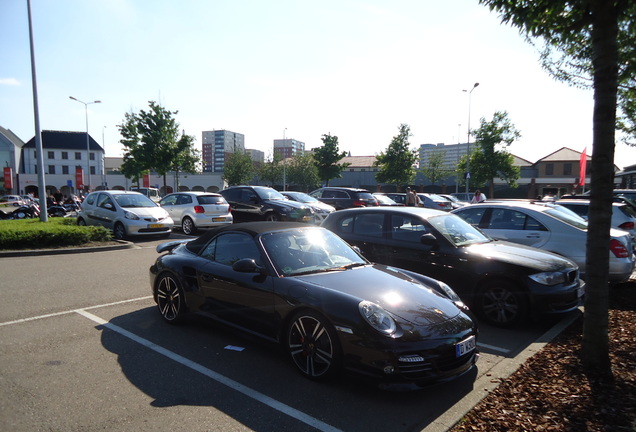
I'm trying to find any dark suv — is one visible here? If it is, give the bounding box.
[308,187,378,210]
[220,186,313,222]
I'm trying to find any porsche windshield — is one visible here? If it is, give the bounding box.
[260,228,367,276]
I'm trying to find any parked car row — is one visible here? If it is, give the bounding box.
[133,188,631,389]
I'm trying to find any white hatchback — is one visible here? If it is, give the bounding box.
[159,191,233,235]
[77,190,173,239]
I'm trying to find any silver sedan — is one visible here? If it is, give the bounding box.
[452,201,636,283]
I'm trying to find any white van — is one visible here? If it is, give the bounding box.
[131,187,161,203]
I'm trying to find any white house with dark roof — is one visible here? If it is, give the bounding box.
[22,130,104,177]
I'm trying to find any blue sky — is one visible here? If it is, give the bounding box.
[2,0,634,168]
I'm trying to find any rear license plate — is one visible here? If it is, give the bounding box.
[213,217,226,222]
[148,224,164,228]
[455,335,476,357]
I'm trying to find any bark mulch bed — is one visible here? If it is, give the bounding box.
[450,281,636,432]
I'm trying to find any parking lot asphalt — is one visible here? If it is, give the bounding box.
[0,237,592,431]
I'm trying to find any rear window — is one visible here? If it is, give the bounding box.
[197,195,226,205]
[354,192,375,200]
[618,205,636,218]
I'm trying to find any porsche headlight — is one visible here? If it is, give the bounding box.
[124,210,140,220]
[359,301,397,335]
[437,281,462,302]
[529,271,567,286]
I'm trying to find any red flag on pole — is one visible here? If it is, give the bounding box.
[579,148,587,186]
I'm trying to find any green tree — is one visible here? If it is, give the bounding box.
[117,101,197,191]
[419,149,452,188]
[469,111,521,198]
[259,152,283,187]
[172,133,201,191]
[374,124,418,189]
[480,0,634,379]
[287,152,320,192]
[222,150,254,186]
[313,134,349,186]
[118,111,146,185]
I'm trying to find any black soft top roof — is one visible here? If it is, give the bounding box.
[185,221,313,254]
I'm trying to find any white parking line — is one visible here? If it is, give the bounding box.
[75,309,343,432]
[0,296,153,327]
[477,342,510,354]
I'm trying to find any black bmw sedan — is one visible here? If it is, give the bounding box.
[149,222,478,389]
[321,207,584,327]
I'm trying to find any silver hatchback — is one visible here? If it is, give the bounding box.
[77,190,173,239]
[159,191,233,235]
[452,201,636,283]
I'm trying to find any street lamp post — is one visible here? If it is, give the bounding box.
[69,96,101,193]
[463,83,479,195]
[102,125,107,190]
[282,128,287,191]
[456,123,461,194]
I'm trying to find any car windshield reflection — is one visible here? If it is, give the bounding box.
[545,206,588,229]
[260,228,367,276]
[428,214,492,247]
[113,194,158,208]
[255,187,286,201]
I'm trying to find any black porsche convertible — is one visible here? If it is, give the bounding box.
[149,222,478,388]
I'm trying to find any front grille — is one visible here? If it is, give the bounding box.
[139,227,171,233]
[396,349,475,379]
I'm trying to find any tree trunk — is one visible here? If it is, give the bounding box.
[582,0,619,379]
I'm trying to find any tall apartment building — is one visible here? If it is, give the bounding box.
[202,130,245,172]
[419,143,470,171]
[273,138,305,159]
[246,148,265,167]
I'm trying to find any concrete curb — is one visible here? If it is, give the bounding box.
[0,240,137,257]
[421,308,584,432]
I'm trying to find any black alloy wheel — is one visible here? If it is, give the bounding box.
[476,281,528,327]
[286,310,341,380]
[156,274,186,324]
[265,212,280,222]
[113,222,126,240]
[182,216,197,235]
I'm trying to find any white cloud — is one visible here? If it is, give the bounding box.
[0,78,20,86]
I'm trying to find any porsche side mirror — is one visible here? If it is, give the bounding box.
[233,258,266,274]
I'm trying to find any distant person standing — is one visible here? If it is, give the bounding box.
[471,190,487,203]
[405,187,417,206]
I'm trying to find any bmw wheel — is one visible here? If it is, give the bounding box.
[113,222,126,240]
[182,217,197,235]
[286,310,341,380]
[476,281,528,327]
[156,274,186,324]
[265,212,280,222]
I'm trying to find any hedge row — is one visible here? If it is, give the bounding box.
[0,218,111,250]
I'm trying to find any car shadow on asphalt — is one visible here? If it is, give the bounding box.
[98,307,480,431]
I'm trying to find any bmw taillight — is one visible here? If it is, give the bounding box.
[194,205,205,214]
[609,239,630,258]
[353,200,366,207]
[618,221,634,231]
